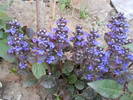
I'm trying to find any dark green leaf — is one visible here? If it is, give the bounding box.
[75,80,85,90]
[0,31,7,39]
[82,88,97,99]
[40,75,56,89]
[120,94,133,100]
[67,85,75,94]
[46,88,57,94]
[87,79,123,99]
[3,32,8,39]
[54,71,61,78]
[124,43,133,52]
[0,31,3,39]
[93,94,102,100]
[62,61,74,75]
[0,39,15,62]
[68,74,77,84]
[128,81,133,93]
[23,79,38,88]
[74,95,85,100]
[32,63,47,79]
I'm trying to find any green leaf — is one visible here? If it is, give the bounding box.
[68,74,77,84]
[0,1,12,25]
[120,94,133,100]
[128,81,133,93]
[0,39,15,63]
[75,80,85,90]
[10,67,17,73]
[80,9,88,19]
[23,79,38,88]
[0,20,6,29]
[40,75,56,89]
[0,31,3,39]
[87,79,123,99]
[93,94,103,100]
[0,3,8,11]
[32,63,47,79]
[55,96,61,100]
[82,88,97,99]
[67,85,75,94]
[62,61,74,75]
[124,43,133,52]
[60,4,66,10]
[47,88,57,94]
[0,11,11,30]
[59,0,71,10]
[0,0,14,11]
[0,31,7,39]
[0,11,11,21]
[74,95,85,100]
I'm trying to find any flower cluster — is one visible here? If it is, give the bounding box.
[71,26,88,64]
[71,26,109,80]
[52,17,71,61]
[71,13,133,81]
[31,29,55,64]
[6,14,133,84]
[104,13,133,82]
[84,30,109,80]
[7,20,30,69]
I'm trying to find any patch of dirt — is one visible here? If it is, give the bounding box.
[0,61,42,100]
[2,82,40,100]
[7,0,116,46]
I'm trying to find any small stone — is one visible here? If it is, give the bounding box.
[111,0,133,20]
[0,82,2,88]
[17,94,22,100]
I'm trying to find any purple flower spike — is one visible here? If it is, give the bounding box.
[7,20,29,69]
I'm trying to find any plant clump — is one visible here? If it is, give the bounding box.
[4,13,133,100]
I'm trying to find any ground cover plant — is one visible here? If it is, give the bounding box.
[0,12,133,100]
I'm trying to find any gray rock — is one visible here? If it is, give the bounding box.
[111,0,133,20]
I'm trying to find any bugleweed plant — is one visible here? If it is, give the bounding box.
[0,13,133,100]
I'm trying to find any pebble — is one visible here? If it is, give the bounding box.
[0,82,2,88]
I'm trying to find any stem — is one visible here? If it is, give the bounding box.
[59,61,63,72]
[129,62,133,68]
[71,0,74,17]
[46,64,52,75]
[52,0,56,20]
[36,0,41,31]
